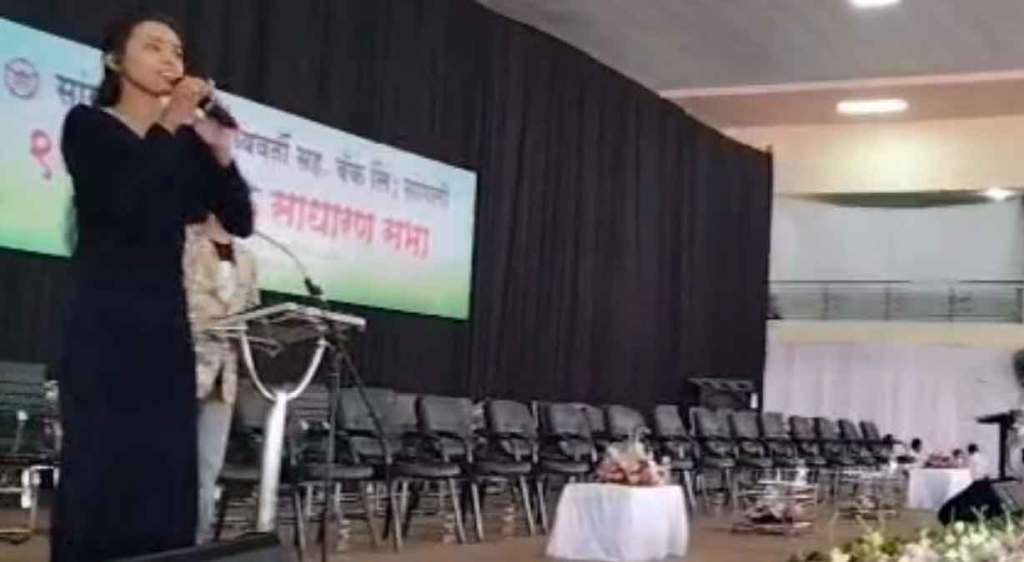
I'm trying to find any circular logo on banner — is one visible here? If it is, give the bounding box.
[4,58,39,100]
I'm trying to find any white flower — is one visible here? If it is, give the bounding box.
[829,547,851,562]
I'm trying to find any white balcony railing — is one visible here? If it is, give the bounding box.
[770,281,1024,323]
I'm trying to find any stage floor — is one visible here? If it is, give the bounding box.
[0,505,937,562]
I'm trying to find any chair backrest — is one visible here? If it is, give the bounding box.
[337,387,402,461]
[838,418,863,441]
[418,395,473,460]
[486,400,537,438]
[542,403,593,439]
[760,412,789,439]
[605,405,649,441]
[338,388,398,432]
[485,399,537,460]
[0,361,54,454]
[790,416,817,441]
[289,383,328,427]
[692,407,732,439]
[729,411,763,440]
[815,417,841,441]
[471,400,487,433]
[575,403,607,436]
[418,395,473,439]
[394,393,420,434]
[860,421,881,441]
[652,405,688,439]
[541,403,595,461]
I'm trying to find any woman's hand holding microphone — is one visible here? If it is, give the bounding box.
[158,76,235,167]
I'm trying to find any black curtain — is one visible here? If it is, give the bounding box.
[0,0,772,409]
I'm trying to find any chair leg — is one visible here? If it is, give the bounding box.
[725,469,738,511]
[447,478,468,544]
[303,484,314,521]
[681,471,697,513]
[26,468,39,533]
[213,484,231,542]
[388,479,405,552]
[695,472,706,512]
[517,476,537,536]
[332,483,352,553]
[401,481,420,538]
[534,477,549,533]
[362,481,381,548]
[291,484,307,560]
[470,480,485,542]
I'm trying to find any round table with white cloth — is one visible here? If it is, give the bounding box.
[906,468,974,511]
[545,483,688,562]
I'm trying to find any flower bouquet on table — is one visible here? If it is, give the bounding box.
[924,453,960,469]
[594,439,669,486]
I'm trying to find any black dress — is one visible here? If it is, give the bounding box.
[53,105,253,561]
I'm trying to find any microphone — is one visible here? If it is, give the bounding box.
[199,96,238,129]
[253,230,324,299]
[169,75,239,129]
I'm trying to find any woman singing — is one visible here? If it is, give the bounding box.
[55,13,253,561]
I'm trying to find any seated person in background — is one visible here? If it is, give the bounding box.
[907,438,925,468]
[967,443,990,481]
[889,434,917,466]
[952,449,965,467]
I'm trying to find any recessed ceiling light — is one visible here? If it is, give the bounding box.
[836,98,909,116]
[850,0,901,9]
[983,188,1014,201]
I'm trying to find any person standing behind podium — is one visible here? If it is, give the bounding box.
[184,213,259,542]
[55,13,253,561]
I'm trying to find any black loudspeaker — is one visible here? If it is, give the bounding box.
[689,378,759,411]
[938,479,1024,525]
[110,534,283,562]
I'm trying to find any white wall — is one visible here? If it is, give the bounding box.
[771,198,1024,281]
[727,114,1024,194]
[765,322,1024,459]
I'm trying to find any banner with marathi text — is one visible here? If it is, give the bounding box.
[0,18,477,319]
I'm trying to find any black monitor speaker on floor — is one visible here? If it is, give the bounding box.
[689,377,759,411]
[111,534,283,562]
[939,479,1024,525]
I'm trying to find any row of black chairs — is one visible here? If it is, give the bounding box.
[689,408,898,473]
[218,387,717,551]
[682,408,910,507]
[215,384,905,552]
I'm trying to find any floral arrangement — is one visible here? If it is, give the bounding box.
[790,518,1024,562]
[924,453,961,469]
[594,439,668,486]
[743,495,808,525]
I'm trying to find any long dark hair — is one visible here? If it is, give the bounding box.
[93,12,183,107]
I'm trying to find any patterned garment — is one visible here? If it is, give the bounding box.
[184,225,260,404]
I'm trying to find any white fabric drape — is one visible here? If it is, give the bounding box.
[906,468,973,511]
[764,337,1022,458]
[546,484,688,561]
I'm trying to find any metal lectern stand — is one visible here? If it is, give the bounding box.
[205,302,366,533]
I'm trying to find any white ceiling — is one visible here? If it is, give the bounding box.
[479,0,1024,126]
[682,74,1024,127]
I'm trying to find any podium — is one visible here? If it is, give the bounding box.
[977,410,1022,481]
[205,302,366,532]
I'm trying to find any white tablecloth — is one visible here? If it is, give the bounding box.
[906,468,973,511]
[546,483,688,562]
